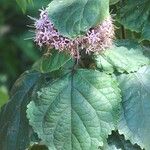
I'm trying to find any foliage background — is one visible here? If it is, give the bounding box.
[0,0,50,107]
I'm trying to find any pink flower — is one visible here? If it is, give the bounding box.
[34,9,114,58]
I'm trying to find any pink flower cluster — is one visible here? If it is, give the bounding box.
[34,9,114,59]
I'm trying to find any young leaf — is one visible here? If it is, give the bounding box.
[0,71,40,150]
[27,69,121,150]
[95,40,149,74]
[46,0,110,38]
[118,66,150,150]
[32,50,71,73]
[117,0,150,41]
[105,131,142,150]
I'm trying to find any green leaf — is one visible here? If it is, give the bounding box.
[16,0,33,13]
[0,86,9,108]
[117,66,150,150]
[16,0,27,13]
[0,71,40,150]
[47,0,109,38]
[105,131,141,150]
[141,21,150,41]
[27,69,121,150]
[95,40,149,74]
[117,0,150,41]
[12,33,40,61]
[32,50,71,73]
[109,0,119,5]
[29,144,48,150]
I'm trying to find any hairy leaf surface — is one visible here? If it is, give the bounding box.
[27,69,121,150]
[95,40,149,73]
[0,71,40,150]
[117,0,150,41]
[118,66,150,149]
[47,0,109,38]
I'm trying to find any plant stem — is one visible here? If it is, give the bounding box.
[120,0,126,39]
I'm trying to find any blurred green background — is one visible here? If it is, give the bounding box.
[0,0,50,108]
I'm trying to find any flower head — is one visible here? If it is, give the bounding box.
[34,9,114,58]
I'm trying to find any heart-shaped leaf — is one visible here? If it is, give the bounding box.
[27,69,121,150]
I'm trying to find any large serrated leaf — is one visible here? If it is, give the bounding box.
[46,0,109,38]
[95,40,149,74]
[117,66,150,150]
[32,50,71,73]
[105,131,141,150]
[27,69,121,150]
[0,71,40,150]
[117,0,150,41]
